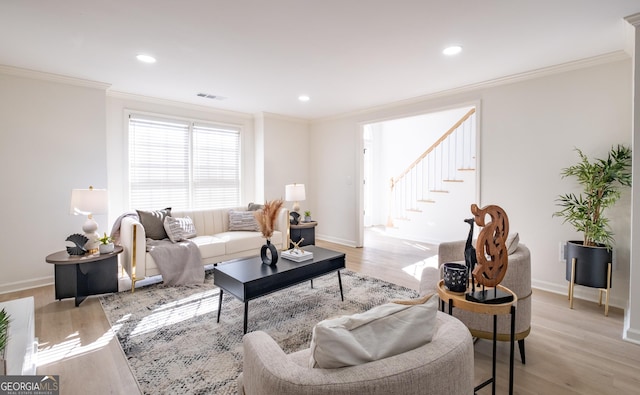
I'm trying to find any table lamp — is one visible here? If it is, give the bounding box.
[70,186,108,253]
[285,183,306,225]
[285,183,306,211]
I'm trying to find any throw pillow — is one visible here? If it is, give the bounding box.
[178,216,197,239]
[506,232,520,255]
[163,216,185,243]
[228,210,260,231]
[136,208,171,240]
[308,293,438,369]
[247,202,264,211]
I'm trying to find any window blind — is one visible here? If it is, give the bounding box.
[128,114,241,210]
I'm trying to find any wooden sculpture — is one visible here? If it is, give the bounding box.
[471,204,510,288]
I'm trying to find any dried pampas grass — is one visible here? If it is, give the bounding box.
[254,199,284,239]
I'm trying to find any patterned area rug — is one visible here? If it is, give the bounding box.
[100,269,419,395]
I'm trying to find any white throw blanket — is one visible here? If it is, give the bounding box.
[146,239,205,286]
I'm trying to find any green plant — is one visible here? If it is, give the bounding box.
[304,210,311,217]
[98,232,113,245]
[0,308,9,354]
[553,145,632,249]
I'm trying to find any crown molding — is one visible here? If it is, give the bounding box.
[255,111,310,125]
[0,64,111,90]
[625,12,640,26]
[316,51,630,123]
[108,90,254,120]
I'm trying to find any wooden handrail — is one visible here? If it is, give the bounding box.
[392,108,476,185]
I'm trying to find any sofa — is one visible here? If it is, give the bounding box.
[420,238,531,363]
[119,206,289,290]
[237,312,474,395]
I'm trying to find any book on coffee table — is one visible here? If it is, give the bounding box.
[281,249,313,262]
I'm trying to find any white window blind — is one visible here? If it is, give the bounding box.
[128,114,241,210]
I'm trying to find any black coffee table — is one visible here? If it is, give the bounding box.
[214,245,346,333]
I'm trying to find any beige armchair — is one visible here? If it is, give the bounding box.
[238,312,474,395]
[420,240,531,363]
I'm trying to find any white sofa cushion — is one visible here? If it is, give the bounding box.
[190,235,227,259]
[309,294,438,369]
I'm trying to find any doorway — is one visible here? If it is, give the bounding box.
[358,105,479,247]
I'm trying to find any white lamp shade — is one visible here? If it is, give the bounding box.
[70,188,108,216]
[285,184,306,202]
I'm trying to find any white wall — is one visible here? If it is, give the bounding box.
[625,13,640,344]
[311,57,633,308]
[259,113,310,209]
[0,69,108,292]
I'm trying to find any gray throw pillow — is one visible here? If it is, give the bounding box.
[163,216,185,243]
[248,202,264,211]
[136,208,171,240]
[228,210,260,231]
[163,215,197,243]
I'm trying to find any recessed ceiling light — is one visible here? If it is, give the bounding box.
[136,54,156,63]
[298,95,310,102]
[443,46,462,56]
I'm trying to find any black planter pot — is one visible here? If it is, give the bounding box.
[565,241,612,289]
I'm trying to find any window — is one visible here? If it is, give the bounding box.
[128,113,241,210]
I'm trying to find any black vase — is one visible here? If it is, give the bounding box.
[261,239,278,266]
[565,241,612,288]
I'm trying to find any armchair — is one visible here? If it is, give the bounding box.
[238,312,474,395]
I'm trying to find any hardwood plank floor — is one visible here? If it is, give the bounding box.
[1,229,638,394]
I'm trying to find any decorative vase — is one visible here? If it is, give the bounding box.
[261,239,278,266]
[443,262,468,293]
[565,240,612,289]
[99,243,115,254]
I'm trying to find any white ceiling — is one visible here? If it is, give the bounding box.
[1,1,639,120]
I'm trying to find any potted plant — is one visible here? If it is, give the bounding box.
[98,232,115,254]
[553,145,632,289]
[0,308,9,375]
[304,210,312,222]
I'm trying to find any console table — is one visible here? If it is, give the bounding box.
[46,246,122,306]
[437,280,517,395]
[290,220,317,248]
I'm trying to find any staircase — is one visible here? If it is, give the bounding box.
[387,108,476,228]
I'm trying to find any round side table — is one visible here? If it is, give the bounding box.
[437,279,517,395]
[46,246,123,306]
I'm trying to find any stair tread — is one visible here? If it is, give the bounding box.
[417,199,436,203]
[443,179,464,183]
[457,168,476,171]
[406,208,422,213]
[430,190,449,193]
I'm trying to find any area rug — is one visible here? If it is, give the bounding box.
[100,269,419,395]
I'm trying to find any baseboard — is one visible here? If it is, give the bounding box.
[532,279,625,309]
[0,276,53,295]
[623,326,640,345]
[316,234,357,248]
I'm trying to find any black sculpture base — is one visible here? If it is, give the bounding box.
[465,288,514,304]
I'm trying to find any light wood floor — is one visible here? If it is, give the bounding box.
[1,230,639,394]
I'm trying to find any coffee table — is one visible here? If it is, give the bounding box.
[214,245,346,333]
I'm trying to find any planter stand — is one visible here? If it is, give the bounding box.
[568,258,612,316]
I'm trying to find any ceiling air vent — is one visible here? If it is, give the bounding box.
[197,93,226,100]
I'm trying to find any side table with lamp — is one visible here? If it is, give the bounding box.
[46,185,120,306]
